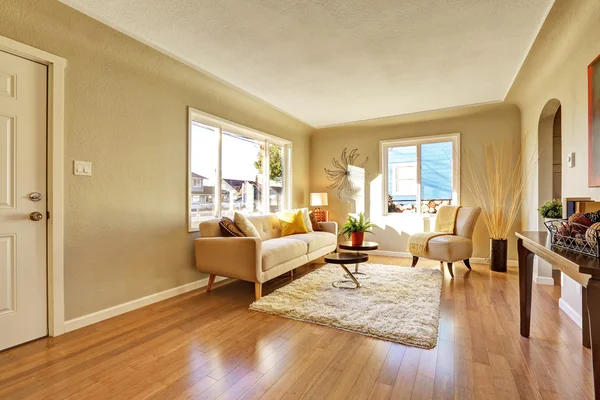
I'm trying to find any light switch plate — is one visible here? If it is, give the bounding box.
[74,160,92,176]
[567,152,575,168]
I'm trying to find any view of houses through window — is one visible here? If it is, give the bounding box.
[190,122,219,221]
[189,111,290,230]
[382,134,459,214]
[220,131,265,218]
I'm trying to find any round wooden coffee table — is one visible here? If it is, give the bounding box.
[324,252,369,289]
[338,241,379,279]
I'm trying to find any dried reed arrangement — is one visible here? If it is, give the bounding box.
[461,140,536,240]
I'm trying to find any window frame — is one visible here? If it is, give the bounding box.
[187,107,292,232]
[391,160,417,196]
[380,133,460,217]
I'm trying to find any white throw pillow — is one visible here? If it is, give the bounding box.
[233,212,261,238]
[289,208,313,232]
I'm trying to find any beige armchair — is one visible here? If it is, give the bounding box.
[410,207,481,277]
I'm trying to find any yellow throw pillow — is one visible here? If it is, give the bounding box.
[289,208,313,232]
[276,210,309,237]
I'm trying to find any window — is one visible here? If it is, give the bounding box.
[188,108,291,231]
[268,143,285,213]
[381,133,459,215]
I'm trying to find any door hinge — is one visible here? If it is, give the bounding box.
[47,211,51,220]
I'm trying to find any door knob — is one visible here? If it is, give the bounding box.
[29,212,44,221]
[29,192,43,202]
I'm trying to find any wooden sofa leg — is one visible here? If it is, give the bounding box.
[206,274,216,292]
[411,256,419,268]
[464,259,472,270]
[290,269,294,280]
[447,262,454,278]
[255,283,262,300]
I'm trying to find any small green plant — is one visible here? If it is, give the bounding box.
[340,213,376,238]
[537,199,563,219]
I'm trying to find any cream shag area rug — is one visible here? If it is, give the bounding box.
[250,263,443,349]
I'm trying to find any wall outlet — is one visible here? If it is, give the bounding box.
[567,152,575,168]
[74,160,92,176]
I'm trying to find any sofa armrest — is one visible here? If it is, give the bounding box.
[194,237,261,283]
[319,221,338,236]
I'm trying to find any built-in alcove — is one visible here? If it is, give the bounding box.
[553,106,562,200]
[566,197,600,216]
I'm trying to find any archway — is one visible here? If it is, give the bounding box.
[552,106,562,199]
[535,99,562,285]
[537,99,562,225]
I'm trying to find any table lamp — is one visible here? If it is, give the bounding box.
[310,193,329,222]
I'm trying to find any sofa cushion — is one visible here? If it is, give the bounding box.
[262,238,308,271]
[289,208,313,232]
[234,212,261,238]
[276,210,309,236]
[426,235,472,262]
[288,232,336,253]
[199,219,221,237]
[219,217,245,237]
[247,214,282,241]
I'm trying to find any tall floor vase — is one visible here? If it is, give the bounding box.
[490,238,508,272]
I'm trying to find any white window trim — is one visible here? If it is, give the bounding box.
[187,107,292,232]
[380,133,460,217]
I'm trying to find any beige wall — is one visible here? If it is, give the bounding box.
[311,103,522,260]
[7,0,593,321]
[2,0,313,319]
[506,0,600,231]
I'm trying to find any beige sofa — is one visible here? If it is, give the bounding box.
[195,214,338,299]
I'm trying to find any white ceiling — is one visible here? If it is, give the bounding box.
[60,0,554,128]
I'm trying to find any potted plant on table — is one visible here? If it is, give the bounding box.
[538,199,563,221]
[538,199,563,246]
[340,212,376,246]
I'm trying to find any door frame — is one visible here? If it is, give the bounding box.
[0,35,66,336]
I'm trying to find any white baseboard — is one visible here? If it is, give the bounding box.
[369,250,517,267]
[533,274,556,286]
[64,275,228,333]
[471,257,518,267]
[559,298,583,328]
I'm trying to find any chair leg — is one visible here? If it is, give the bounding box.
[464,259,472,270]
[411,256,419,268]
[206,274,216,292]
[447,262,454,278]
[255,283,262,300]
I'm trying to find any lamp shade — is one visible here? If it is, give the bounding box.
[310,193,328,207]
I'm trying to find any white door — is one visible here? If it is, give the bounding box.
[0,50,48,351]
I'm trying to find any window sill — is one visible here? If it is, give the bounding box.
[382,213,436,220]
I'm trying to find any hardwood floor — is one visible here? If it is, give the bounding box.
[0,256,593,399]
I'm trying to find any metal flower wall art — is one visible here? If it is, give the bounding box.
[324,148,369,198]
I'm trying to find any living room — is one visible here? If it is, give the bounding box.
[1,0,599,398]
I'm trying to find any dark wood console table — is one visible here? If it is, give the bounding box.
[516,231,598,398]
